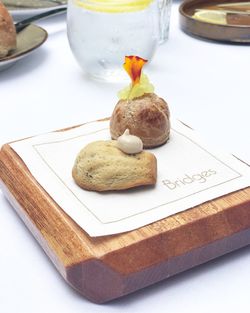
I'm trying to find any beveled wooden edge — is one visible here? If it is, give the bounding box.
[2,175,250,304]
[0,180,68,278]
[66,225,250,303]
[0,144,95,263]
[1,130,250,302]
[179,0,250,43]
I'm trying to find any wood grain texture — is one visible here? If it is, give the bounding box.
[0,131,250,303]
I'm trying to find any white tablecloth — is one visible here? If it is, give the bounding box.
[1,2,250,312]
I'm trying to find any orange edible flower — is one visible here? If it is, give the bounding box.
[123,56,148,86]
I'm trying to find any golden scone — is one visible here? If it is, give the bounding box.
[110,93,170,148]
[72,140,157,192]
[0,1,16,58]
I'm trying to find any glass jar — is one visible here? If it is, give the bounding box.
[67,0,160,81]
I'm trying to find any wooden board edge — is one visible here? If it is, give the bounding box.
[1,136,250,303]
[65,226,250,303]
[0,144,95,268]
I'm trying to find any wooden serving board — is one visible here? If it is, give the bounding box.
[0,122,250,303]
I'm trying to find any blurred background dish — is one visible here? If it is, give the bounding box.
[0,24,47,72]
[3,0,67,18]
[180,0,250,43]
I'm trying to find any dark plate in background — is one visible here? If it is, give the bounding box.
[179,0,250,43]
[0,24,48,72]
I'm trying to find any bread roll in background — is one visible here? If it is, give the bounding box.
[110,93,171,148]
[0,1,16,58]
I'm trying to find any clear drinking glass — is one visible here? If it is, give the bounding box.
[67,0,162,81]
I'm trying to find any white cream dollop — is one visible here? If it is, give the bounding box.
[117,129,143,154]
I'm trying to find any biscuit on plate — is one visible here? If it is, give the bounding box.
[72,140,157,192]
